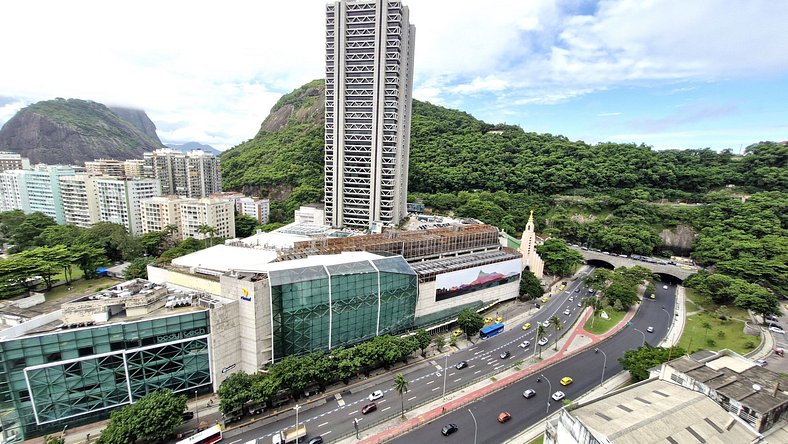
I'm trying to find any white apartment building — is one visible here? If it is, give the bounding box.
[0,170,25,213]
[16,166,76,223]
[294,205,325,225]
[139,195,187,239]
[59,175,99,228]
[179,198,235,241]
[324,0,415,229]
[85,159,125,177]
[237,197,269,225]
[94,178,160,235]
[143,149,221,198]
[0,152,30,172]
[123,159,145,178]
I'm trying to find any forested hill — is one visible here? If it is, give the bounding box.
[220,79,786,222]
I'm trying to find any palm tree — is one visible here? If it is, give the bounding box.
[197,224,216,247]
[536,325,547,359]
[585,297,603,328]
[393,373,409,419]
[550,315,562,350]
[702,321,712,341]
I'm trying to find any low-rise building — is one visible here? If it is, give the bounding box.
[237,197,270,225]
[139,195,187,238]
[545,379,761,444]
[294,205,325,225]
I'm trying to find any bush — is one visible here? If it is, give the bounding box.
[706,339,717,346]
[716,331,726,339]
[744,340,756,349]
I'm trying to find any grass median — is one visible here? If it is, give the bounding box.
[678,288,758,354]
[584,308,625,335]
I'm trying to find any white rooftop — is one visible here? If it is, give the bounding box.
[265,251,384,271]
[239,230,312,250]
[172,245,278,273]
[705,355,756,373]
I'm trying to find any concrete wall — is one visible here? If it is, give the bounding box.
[220,275,273,372]
[414,280,519,319]
[209,300,241,392]
[147,266,222,295]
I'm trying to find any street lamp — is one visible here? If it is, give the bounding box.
[442,354,448,400]
[195,390,200,424]
[353,417,359,439]
[60,425,68,439]
[633,327,646,347]
[468,409,478,444]
[294,404,300,432]
[595,348,607,386]
[540,374,552,414]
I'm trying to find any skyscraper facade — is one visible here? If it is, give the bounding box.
[324,0,415,229]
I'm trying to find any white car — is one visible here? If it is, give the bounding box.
[568,297,574,302]
[647,326,654,333]
[563,309,571,316]
[552,391,565,401]
[519,340,531,348]
[542,320,551,328]
[368,390,383,401]
[769,326,785,334]
[538,337,549,346]
[662,285,668,289]
[577,302,582,307]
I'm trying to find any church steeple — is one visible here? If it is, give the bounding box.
[519,209,544,278]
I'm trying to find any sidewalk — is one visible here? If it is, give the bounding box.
[349,303,638,443]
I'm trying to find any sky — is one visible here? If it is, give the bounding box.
[1,0,787,152]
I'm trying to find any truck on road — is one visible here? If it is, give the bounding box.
[271,425,306,444]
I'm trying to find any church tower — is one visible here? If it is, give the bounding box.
[519,210,544,278]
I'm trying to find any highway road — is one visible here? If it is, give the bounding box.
[226,269,600,444]
[387,282,678,444]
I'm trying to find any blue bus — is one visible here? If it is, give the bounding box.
[480,323,505,339]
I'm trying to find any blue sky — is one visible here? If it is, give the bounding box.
[1,0,787,151]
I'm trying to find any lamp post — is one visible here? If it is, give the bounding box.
[294,404,300,432]
[353,417,359,439]
[633,327,646,347]
[540,374,552,414]
[60,425,68,439]
[195,390,200,424]
[442,354,448,400]
[595,348,607,386]
[468,409,478,444]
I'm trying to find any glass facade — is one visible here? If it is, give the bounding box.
[270,256,417,360]
[0,311,210,441]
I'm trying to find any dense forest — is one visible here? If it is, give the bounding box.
[219,80,786,298]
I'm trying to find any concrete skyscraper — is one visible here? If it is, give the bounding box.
[324,0,415,229]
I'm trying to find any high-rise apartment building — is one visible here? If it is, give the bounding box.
[0,170,25,213]
[85,159,125,177]
[59,175,100,228]
[143,149,221,198]
[324,0,415,229]
[179,198,235,240]
[139,195,185,238]
[16,165,76,223]
[123,159,145,178]
[0,152,30,172]
[94,178,160,235]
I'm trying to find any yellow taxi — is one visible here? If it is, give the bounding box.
[541,296,550,303]
[649,293,656,299]
[560,377,573,386]
[496,316,503,323]
[522,322,532,331]
[484,317,493,324]
[452,329,463,337]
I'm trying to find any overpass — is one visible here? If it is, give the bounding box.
[571,247,697,281]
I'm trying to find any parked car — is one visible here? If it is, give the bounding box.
[538,337,549,346]
[361,402,377,414]
[181,411,194,422]
[452,329,463,337]
[552,391,565,401]
[519,340,531,348]
[522,389,536,399]
[500,351,510,359]
[497,411,512,423]
[441,424,458,436]
[455,361,468,370]
[368,390,383,401]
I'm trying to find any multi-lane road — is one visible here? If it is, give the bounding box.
[389,282,678,444]
[227,271,676,444]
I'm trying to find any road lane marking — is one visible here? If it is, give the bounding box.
[448,372,455,377]
[348,410,357,415]
[474,370,482,374]
[323,431,332,436]
[453,378,462,383]
[469,347,477,351]
[408,396,417,401]
[229,440,241,444]
[432,387,439,391]
[318,422,328,428]
[382,406,391,412]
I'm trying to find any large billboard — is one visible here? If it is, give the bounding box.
[435,259,521,301]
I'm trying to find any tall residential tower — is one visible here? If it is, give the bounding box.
[324,0,415,229]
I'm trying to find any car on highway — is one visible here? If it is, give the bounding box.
[563,309,571,316]
[500,351,510,359]
[663,285,668,289]
[496,316,503,323]
[368,390,383,401]
[552,391,565,401]
[541,296,549,303]
[538,337,549,346]
[441,424,458,436]
[588,288,595,293]
[756,359,768,367]
[497,411,512,423]
[452,329,463,337]
[523,389,536,398]
[455,361,468,370]
[522,322,531,330]
[307,437,324,444]
[647,326,654,333]
[569,296,574,301]
[361,402,377,414]
[542,320,551,328]
[519,340,531,348]
[769,326,785,334]
[560,377,573,385]
[534,303,541,309]
[577,302,582,307]
[484,317,493,324]
[575,288,580,293]
[649,293,656,299]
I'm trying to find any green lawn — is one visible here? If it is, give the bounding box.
[44,276,119,302]
[684,288,750,321]
[678,311,757,355]
[584,308,625,335]
[528,436,544,444]
[684,298,699,313]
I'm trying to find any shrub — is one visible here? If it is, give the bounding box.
[706,339,717,347]
[744,340,756,349]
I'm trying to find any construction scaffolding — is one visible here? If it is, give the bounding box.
[283,224,502,262]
